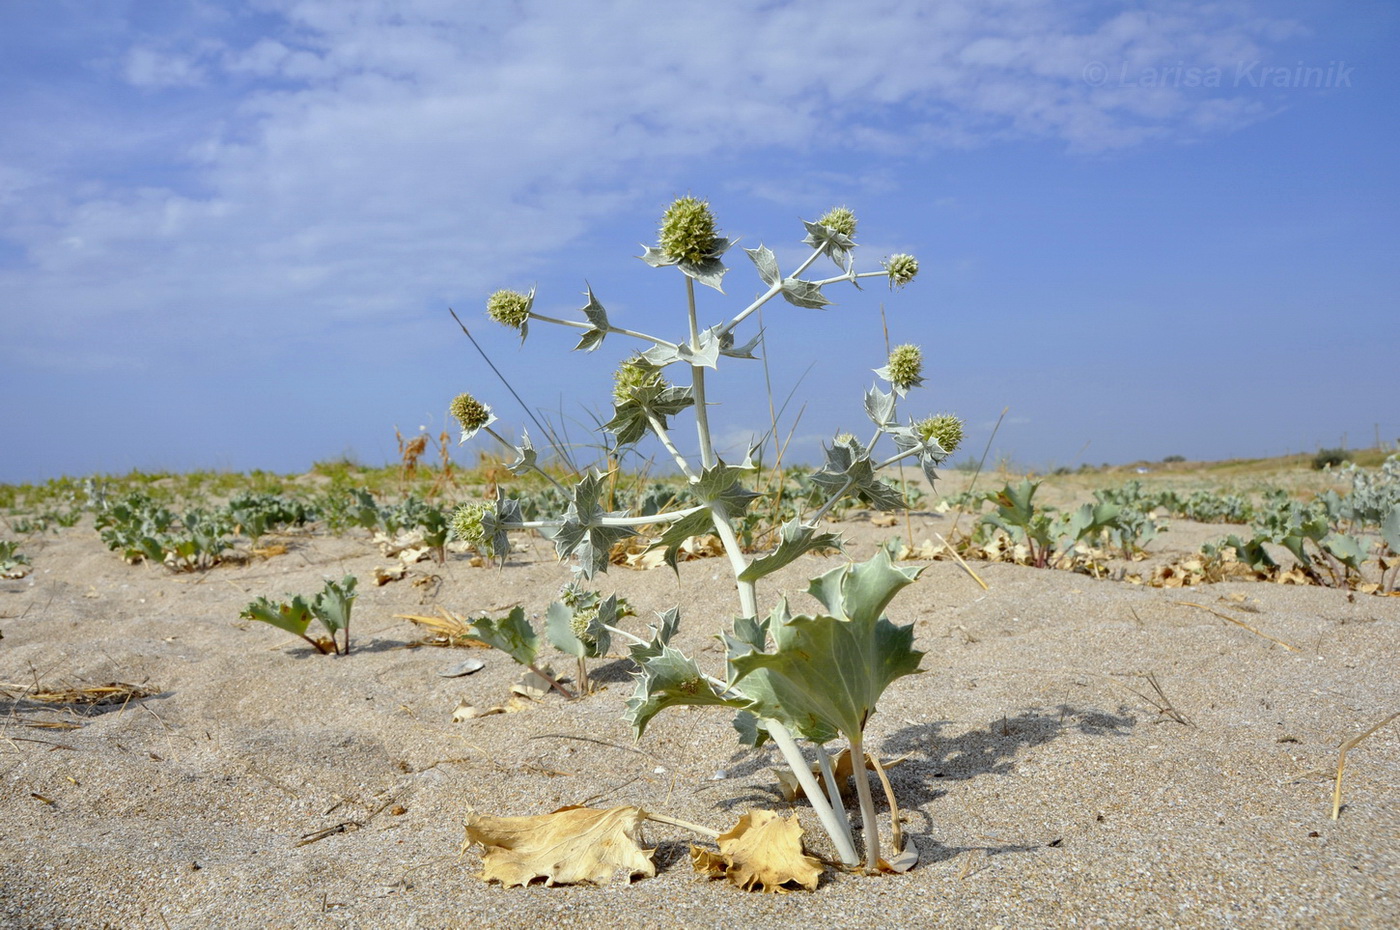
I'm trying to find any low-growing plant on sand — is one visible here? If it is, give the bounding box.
[240,575,358,655]
[448,198,963,874]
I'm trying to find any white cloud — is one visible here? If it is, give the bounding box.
[0,0,1306,374]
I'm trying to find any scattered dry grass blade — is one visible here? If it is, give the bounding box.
[1172,601,1300,652]
[1,680,160,707]
[394,609,489,648]
[1331,711,1399,820]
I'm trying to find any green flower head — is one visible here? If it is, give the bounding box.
[658,196,721,264]
[613,354,666,404]
[449,501,491,550]
[817,206,857,238]
[885,344,924,392]
[917,414,964,455]
[449,392,495,441]
[486,288,533,331]
[884,254,919,289]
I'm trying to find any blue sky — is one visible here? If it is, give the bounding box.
[2,1,1397,484]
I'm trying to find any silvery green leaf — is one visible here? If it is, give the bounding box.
[639,245,675,268]
[572,283,610,352]
[640,343,684,367]
[732,710,770,748]
[1321,532,1366,570]
[545,471,636,579]
[1383,504,1400,554]
[738,519,843,584]
[729,550,924,743]
[469,606,540,668]
[889,424,948,486]
[802,219,856,268]
[810,436,907,512]
[506,430,537,475]
[718,328,762,360]
[679,255,728,292]
[604,384,695,447]
[677,329,722,369]
[864,385,897,430]
[625,644,743,738]
[745,245,780,286]
[646,461,758,572]
[779,277,831,309]
[628,607,681,665]
[477,494,523,562]
[545,599,586,658]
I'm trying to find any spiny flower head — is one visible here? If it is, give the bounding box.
[449,501,491,550]
[817,206,857,238]
[613,354,666,404]
[884,254,919,289]
[486,288,533,331]
[917,414,965,455]
[658,196,721,263]
[885,344,924,392]
[449,392,494,440]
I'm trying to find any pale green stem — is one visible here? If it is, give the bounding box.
[814,745,853,839]
[709,502,757,620]
[644,410,699,482]
[526,311,676,349]
[766,719,860,867]
[482,426,568,494]
[509,505,707,532]
[847,729,881,871]
[717,247,826,339]
[807,476,856,525]
[810,269,892,287]
[686,277,717,471]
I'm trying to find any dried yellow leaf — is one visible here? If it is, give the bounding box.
[463,805,656,887]
[691,809,822,893]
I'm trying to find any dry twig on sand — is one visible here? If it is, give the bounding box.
[1172,601,1299,652]
[1331,711,1399,820]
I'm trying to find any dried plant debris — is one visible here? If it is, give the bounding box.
[463,805,656,886]
[395,609,489,648]
[2,680,159,707]
[690,810,823,893]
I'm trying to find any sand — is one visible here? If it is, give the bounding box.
[1,504,1396,928]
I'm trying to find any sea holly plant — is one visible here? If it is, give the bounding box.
[240,575,358,655]
[449,198,962,873]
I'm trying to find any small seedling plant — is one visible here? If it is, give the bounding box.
[241,575,359,655]
[447,198,964,872]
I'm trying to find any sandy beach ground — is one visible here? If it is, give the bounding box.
[1,496,1396,928]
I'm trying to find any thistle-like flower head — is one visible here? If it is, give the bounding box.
[449,501,491,550]
[817,206,857,238]
[884,254,919,289]
[486,288,533,331]
[613,354,666,404]
[658,196,721,264]
[917,414,965,455]
[449,392,495,441]
[885,344,924,392]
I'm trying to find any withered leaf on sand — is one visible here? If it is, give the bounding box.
[463,805,656,886]
[691,809,823,893]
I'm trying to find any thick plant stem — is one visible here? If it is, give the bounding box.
[765,719,859,867]
[814,745,853,839]
[686,276,717,471]
[847,729,881,871]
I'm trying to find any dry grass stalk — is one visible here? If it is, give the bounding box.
[1172,600,1300,652]
[1331,711,1399,820]
[394,609,489,648]
[2,681,159,707]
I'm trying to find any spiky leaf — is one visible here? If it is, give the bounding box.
[738,519,843,583]
[470,606,540,668]
[779,277,831,309]
[626,644,744,738]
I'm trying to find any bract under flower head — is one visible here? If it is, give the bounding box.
[917,414,964,455]
[659,197,721,264]
[486,288,533,331]
[884,254,919,289]
[817,206,857,238]
[449,392,496,442]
